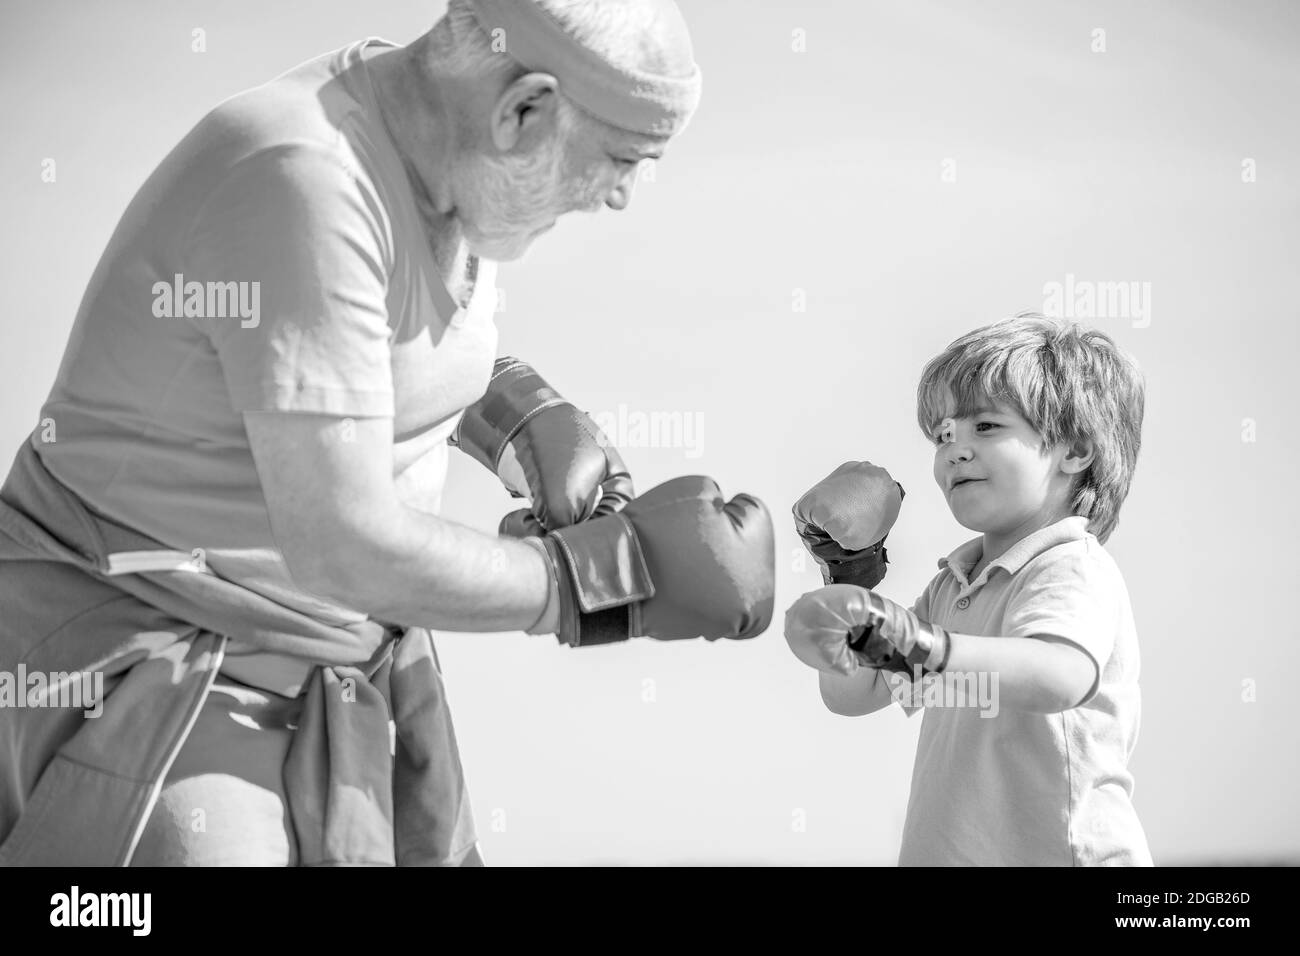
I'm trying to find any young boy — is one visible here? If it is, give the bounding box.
[785,313,1152,866]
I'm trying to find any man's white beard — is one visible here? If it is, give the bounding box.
[459,130,574,262]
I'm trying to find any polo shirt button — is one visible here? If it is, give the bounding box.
[956,597,970,609]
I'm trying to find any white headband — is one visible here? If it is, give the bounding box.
[469,0,702,137]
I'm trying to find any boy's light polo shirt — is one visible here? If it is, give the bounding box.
[895,516,1153,866]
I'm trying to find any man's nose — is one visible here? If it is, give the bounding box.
[604,169,638,211]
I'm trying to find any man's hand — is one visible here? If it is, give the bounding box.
[529,476,775,646]
[793,462,904,589]
[454,358,633,535]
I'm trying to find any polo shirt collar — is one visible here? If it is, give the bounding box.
[938,515,1091,589]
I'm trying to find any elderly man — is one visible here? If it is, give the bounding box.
[0,0,773,867]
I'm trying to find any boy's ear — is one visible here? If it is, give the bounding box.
[1060,439,1095,475]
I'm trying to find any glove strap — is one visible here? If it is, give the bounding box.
[902,622,951,673]
[819,536,890,589]
[543,514,655,647]
[849,592,952,675]
[452,358,569,473]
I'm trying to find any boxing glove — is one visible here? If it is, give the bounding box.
[784,584,944,676]
[792,462,904,590]
[528,476,775,646]
[847,586,952,674]
[454,357,634,535]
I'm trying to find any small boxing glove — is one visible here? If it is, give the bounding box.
[847,587,952,675]
[792,462,905,590]
[784,584,950,677]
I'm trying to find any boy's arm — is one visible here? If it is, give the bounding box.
[941,632,1097,714]
[943,548,1120,713]
[819,629,1091,716]
[819,666,905,716]
[854,565,1112,715]
[822,628,1093,716]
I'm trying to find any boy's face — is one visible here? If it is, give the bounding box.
[930,398,1081,540]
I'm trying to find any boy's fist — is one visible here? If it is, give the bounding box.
[784,584,952,676]
[784,584,897,675]
[793,462,904,589]
[847,587,952,674]
[794,461,903,549]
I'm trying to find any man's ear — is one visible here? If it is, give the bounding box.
[1060,439,1095,475]
[490,72,559,152]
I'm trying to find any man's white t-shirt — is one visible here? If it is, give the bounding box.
[35,39,498,633]
[894,516,1153,866]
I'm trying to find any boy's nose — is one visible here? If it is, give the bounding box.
[947,444,973,465]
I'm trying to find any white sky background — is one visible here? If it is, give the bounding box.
[1,0,1297,864]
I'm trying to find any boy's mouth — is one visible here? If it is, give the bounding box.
[950,477,985,491]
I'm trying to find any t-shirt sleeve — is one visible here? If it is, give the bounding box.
[184,143,395,417]
[891,582,934,718]
[1002,544,1120,706]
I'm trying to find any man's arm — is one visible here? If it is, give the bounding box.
[244,411,551,631]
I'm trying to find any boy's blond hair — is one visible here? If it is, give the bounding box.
[916,312,1145,544]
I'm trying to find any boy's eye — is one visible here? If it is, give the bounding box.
[976,421,998,432]
[932,418,956,444]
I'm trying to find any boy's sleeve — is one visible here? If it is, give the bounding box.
[1001,545,1121,706]
[184,143,395,418]
[892,584,934,718]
